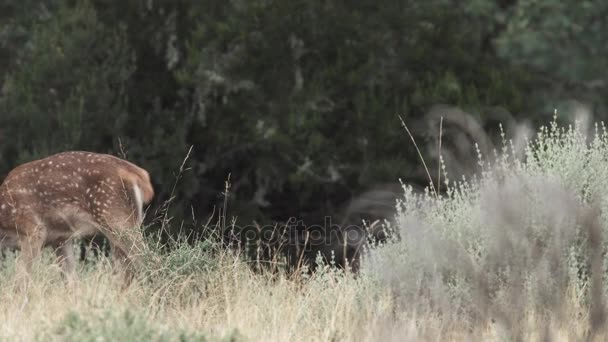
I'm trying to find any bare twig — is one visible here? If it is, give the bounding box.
[160,145,194,231]
[221,173,232,243]
[399,115,437,197]
[438,116,443,194]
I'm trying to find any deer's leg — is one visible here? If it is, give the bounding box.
[109,242,137,285]
[104,229,145,286]
[54,239,76,277]
[95,183,150,285]
[100,214,147,285]
[17,222,46,278]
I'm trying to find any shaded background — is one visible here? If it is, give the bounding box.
[1,0,607,235]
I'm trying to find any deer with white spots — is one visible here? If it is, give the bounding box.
[0,151,154,282]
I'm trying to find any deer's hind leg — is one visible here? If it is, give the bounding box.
[52,239,76,278]
[98,211,147,285]
[93,182,149,285]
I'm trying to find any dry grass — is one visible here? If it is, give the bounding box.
[0,249,603,341]
[0,248,608,341]
[2,117,608,341]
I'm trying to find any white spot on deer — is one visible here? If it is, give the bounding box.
[1,204,5,210]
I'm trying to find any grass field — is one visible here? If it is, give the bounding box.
[2,118,608,341]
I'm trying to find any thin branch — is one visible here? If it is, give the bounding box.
[399,115,437,198]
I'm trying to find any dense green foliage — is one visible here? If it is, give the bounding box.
[1,0,605,233]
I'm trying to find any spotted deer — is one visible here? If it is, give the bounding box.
[0,151,154,280]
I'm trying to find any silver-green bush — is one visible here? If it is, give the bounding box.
[365,117,608,339]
